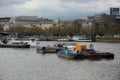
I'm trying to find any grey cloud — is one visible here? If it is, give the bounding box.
[0,0,30,7]
[60,0,97,3]
[0,0,120,20]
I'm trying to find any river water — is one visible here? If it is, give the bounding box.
[0,41,120,80]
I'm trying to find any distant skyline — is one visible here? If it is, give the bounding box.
[0,0,120,20]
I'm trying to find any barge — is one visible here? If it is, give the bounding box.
[36,47,61,53]
[0,43,30,48]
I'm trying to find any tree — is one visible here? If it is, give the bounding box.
[0,24,4,31]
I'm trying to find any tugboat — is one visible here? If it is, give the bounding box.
[57,44,86,59]
[57,44,114,59]
[57,47,85,59]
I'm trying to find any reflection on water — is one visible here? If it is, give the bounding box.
[0,41,120,80]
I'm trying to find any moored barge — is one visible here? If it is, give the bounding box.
[0,44,30,48]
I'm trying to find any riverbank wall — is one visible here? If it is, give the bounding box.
[96,38,120,43]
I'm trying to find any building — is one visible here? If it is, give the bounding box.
[116,16,120,24]
[93,11,120,25]
[9,16,57,29]
[82,16,94,35]
[59,20,73,27]
[110,7,119,15]
[59,19,83,28]
[0,16,58,31]
[0,17,10,31]
[82,9,120,37]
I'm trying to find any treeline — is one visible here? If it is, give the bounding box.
[94,24,120,37]
[7,21,84,37]
[7,21,120,38]
[0,24,4,31]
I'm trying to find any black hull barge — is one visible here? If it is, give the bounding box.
[0,44,30,48]
[37,47,61,53]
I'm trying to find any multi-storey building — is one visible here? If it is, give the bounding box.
[110,7,119,15]
[0,17,10,31]
[0,16,58,31]
[82,7,120,38]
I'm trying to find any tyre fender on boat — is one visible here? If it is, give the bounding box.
[42,47,46,50]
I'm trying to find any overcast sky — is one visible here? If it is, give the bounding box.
[0,0,120,20]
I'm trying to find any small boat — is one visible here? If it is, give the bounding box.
[71,36,92,42]
[57,38,68,41]
[10,38,39,47]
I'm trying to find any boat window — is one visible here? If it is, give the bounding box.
[31,39,35,42]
